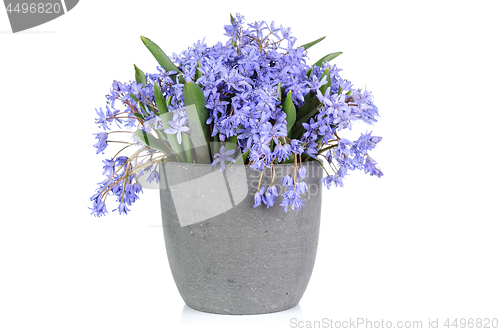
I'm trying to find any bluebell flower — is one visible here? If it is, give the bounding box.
[364,156,383,178]
[290,140,304,154]
[211,145,236,172]
[89,195,107,217]
[304,142,318,158]
[147,170,160,183]
[102,159,115,178]
[325,150,334,164]
[295,181,308,195]
[264,185,279,208]
[95,108,111,130]
[115,202,131,215]
[93,132,108,154]
[282,175,294,187]
[322,174,344,189]
[123,184,139,205]
[115,156,128,166]
[298,167,307,180]
[131,182,143,194]
[280,189,305,212]
[274,143,292,162]
[253,187,266,207]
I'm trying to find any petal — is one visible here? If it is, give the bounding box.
[211,158,220,167]
[165,128,176,135]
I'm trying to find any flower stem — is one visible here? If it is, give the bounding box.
[257,170,264,190]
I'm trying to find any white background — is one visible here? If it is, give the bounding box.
[1,1,499,331]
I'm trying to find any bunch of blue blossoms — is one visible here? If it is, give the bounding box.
[90,14,383,216]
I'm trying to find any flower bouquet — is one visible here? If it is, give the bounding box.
[90,13,383,217]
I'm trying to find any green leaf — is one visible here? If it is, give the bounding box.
[195,61,203,82]
[140,36,181,83]
[282,152,295,164]
[292,103,320,139]
[133,113,145,121]
[129,94,139,103]
[239,149,250,164]
[182,133,195,163]
[133,68,155,115]
[134,129,173,156]
[295,94,320,120]
[154,128,167,141]
[184,105,212,165]
[298,36,326,51]
[313,52,343,68]
[291,68,333,140]
[154,81,168,115]
[293,67,331,137]
[137,101,150,117]
[183,82,212,164]
[283,91,296,136]
[229,14,237,48]
[153,81,172,141]
[212,135,220,157]
[134,64,147,86]
[276,82,281,101]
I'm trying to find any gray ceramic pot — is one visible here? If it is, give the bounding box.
[159,160,323,315]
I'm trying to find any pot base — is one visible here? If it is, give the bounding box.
[184,302,300,316]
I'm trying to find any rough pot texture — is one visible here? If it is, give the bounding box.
[159,161,323,315]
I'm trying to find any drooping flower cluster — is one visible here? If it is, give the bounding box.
[90,13,383,216]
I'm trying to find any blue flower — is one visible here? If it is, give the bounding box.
[322,174,343,189]
[298,167,307,180]
[93,132,108,154]
[114,202,131,215]
[165,117,190,144]
[147,170,160,183]
[211,145,236,172]
[102,159,115,178]
[264,185,279,208]
[95,108,111,130]
[89,194,107,217]
[280,189,305,212]
[290,140,304,154]
[115,156,128,166]
[253,187,266,207]
[282,175,294,187]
